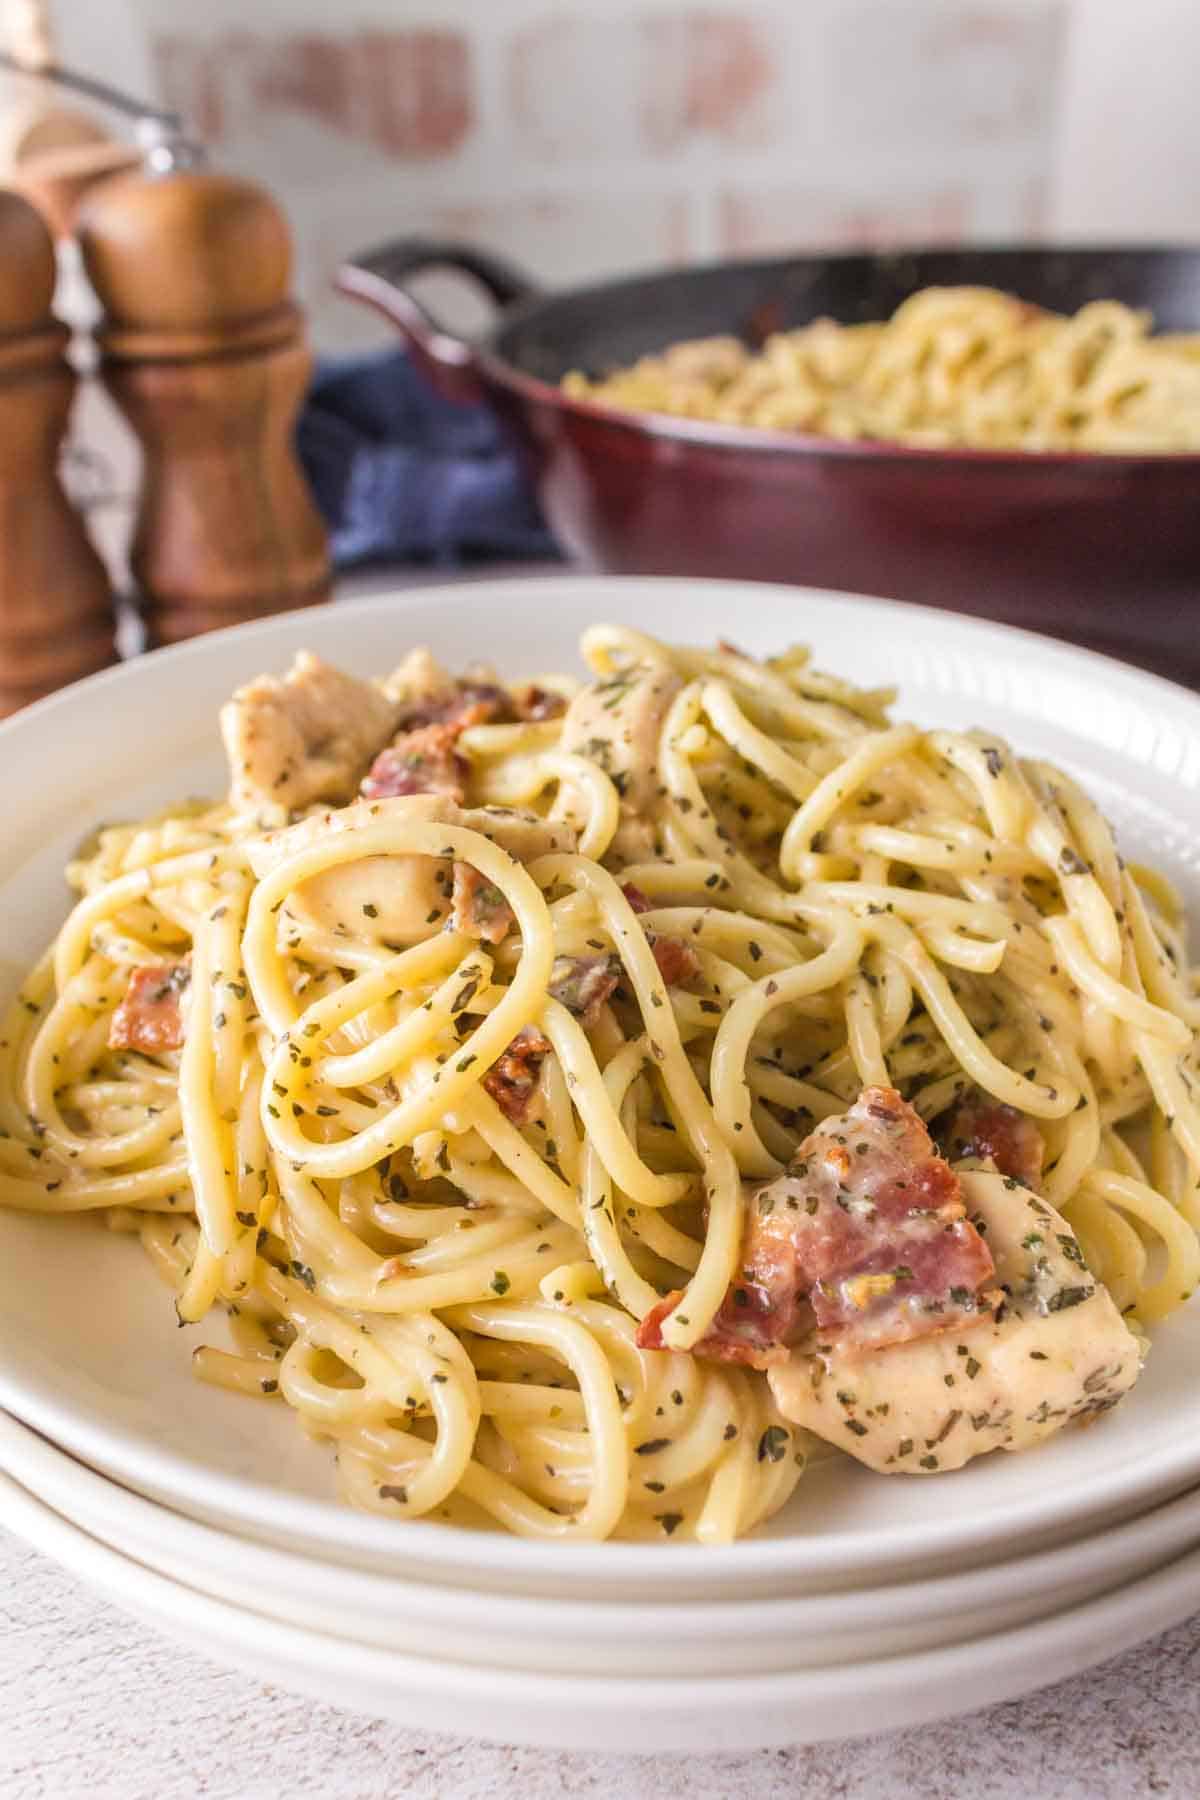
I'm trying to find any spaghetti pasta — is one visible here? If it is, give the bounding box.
[2,623,1197,1539]
[563,287,1200,452]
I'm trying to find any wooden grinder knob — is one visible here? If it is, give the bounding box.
[77,161,330,645]
[0,187,115,713]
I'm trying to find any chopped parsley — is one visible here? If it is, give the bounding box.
[757,1425,790,1463]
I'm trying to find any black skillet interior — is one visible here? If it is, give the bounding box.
[496,246,1200,387]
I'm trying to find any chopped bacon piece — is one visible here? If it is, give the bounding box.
[456,681,515,722]
[620,883,699,987]
[637,1291,684,1355]
[482,1026,551,1123]
[450,863,514,944]
[638,1272,799,1369]
[940,1092,1044,1188]
[549,953,621,1027]
[515,684,566,722]
[361,676,518,804]
[361,723,468,803]
[650,934,699,987]
[637,1087,997,1367]
[396,680,515,734]
[109,960,190,1054]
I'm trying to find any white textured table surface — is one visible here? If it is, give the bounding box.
[2,1526,1199,1800]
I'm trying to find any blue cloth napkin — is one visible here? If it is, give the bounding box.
[297,348,561,568]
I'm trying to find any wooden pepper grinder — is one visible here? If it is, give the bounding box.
[75,133,330,645]
[0,187,114,713]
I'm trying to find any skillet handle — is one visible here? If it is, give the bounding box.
[335,238,540,407]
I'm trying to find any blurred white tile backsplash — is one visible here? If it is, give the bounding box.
[27,0,1199,356]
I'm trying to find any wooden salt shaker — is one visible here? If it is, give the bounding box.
[75,139,330,646]
[0,187,114,714]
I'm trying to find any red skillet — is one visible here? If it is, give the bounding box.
[337,240,1200,685]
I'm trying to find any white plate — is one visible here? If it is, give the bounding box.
[1,577,1199,1596]
[3,1409,1198,1676]
[5,1456,1200,1752]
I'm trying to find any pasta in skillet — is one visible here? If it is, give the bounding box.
[563,287,1200,451]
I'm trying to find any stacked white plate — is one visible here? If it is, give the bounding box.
[3,577,1200,1752]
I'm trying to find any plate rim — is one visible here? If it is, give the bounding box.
[7,1407,1199,1623]
[4,1454,1200,1752]
[5,572,1200,748]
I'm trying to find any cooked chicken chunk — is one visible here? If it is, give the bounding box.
[639,1086,1140,1476]
[247,795,446,942]
[769,1170,1141,1474]
[221,652,402,813]
[248,796,575,946]
[560,660,682,859]
[381,646,454,708]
